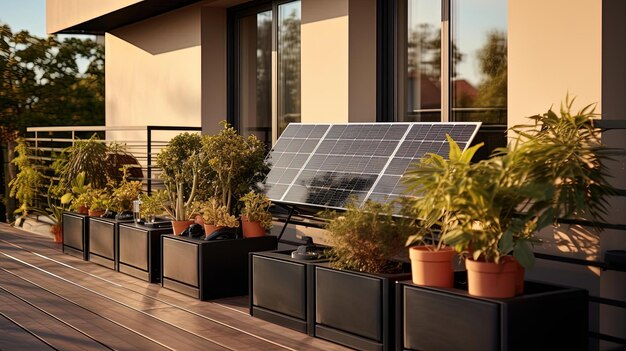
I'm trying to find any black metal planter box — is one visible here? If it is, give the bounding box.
[62,212,89,260]
[117,222,173,282]
[161,234,277,300]
[88,217,133,270]
[396,279,588,351]
[249,250,328,335]
[313,263,411,351]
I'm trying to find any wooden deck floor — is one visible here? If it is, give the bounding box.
[0,223,350,351]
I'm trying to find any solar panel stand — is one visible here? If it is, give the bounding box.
[276,205,296,243]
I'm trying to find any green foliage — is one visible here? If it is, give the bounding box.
[325,200,416,274]
[0,24,104,140]
[108,168,142,213]
[199,198,239,228]
[403,96,618,268]
[156,133,202,220]
[201,121,268,214]
[240,191,272,230]
[56,135,110,190]
[139,192,167,222]
[403,135,483,251]
[8,139,42,217]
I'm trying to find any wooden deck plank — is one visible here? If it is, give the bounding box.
[0,225,350,351]
[0,258,230,351]
[0,270,170,351]
[0,313,56,351]
[0,289,111,351]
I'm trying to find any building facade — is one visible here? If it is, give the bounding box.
[47,0,625,348]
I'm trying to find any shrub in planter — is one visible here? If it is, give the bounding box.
[108,168,142,219]
[139,192,166,223]
[61,172,89,214]
[84,186,109,217]
[240,191,272,238]
[325,200,416,274]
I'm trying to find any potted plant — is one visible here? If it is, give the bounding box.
[139,192,166,223]
[85,187,109,217]
[402,138,483,288]
[404,96,617,298]
[61,172,89,214]
[313,200,415,350]
[108,168,142,219]
[199,198,239,237]
[156,132,203,234]
[200,121,268,219]
[46,184,69,243]
[239,191,272,238]
[8,139,43,223]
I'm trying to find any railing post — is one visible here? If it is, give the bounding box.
[147,126,152,194]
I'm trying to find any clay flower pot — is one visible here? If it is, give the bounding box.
[466,256,517,298]
[241,215,266,238]
[513,258,525,295]
[88,209,105,217]
[409,246,455,288]
[203,224,224,237]
[50,224,63,244]
[78,205,89,215]
[171,220,194,236]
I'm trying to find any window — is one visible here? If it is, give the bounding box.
[382,0,507,157]
[232,1,301,147]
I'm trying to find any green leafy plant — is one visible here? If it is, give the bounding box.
[201,121,268,215]
[200,198,239,228]
[55,134,110,190]
[403,96,618,268]
[8,139,43,219]
[240,191,273,230]
[108,168,142,213]
[325,200,416,274]
[139,192,167,222]
[156,133,202,221]
[61,171,88,208]
[403,136,483,252]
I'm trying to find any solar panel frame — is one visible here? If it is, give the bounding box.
[261,122,482,211]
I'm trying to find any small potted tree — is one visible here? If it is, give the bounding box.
[156,132,203,235]
[200,121,268,221]
[139,192,166,224]
[108,169,142,219]
[84,186,109,217]
[240,191,272,238]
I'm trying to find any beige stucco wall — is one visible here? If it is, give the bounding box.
[508,0,601,127]
[47,0,142,34]
[301,0,376,124]
[105,4,203,141]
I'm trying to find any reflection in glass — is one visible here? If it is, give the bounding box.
[451,0,507,125]
[238,11,272,146]
[277,1,301,136]
[400,0,441,122]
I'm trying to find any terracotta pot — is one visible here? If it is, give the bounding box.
[241,216,266,238]
[513,258,525,295]
[409,246,455,288]
[50,224,63,244]
[194,214,205,226]
[466,256,517,298]
[171,220,194,236]
[78,205,89,215]
[204,224,224,237]
[88,209,105,217]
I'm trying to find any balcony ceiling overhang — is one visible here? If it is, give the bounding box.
[52,0,203,35]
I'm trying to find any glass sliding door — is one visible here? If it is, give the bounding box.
[398,0,442,122]
[277,1,301,137]
[237,10,272,146]
[234,1,301,146]
[450,0,507,125]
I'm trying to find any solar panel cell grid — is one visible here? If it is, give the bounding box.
[261,122,481,210]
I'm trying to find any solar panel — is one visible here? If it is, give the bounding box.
[261,122,481,210]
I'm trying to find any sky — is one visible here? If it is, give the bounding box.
[0,0,47,37]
